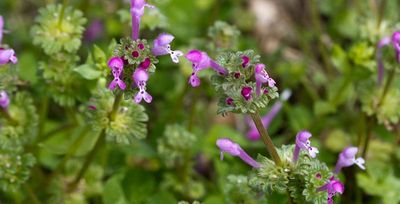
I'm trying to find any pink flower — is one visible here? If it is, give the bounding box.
[107,57,127,90]
[152,33,183,63]
[133,68,152,103]
[185,50,227,87]
[334,147,365,174]
[241,86,252,101]
[0,91,10,109]
[292,131,319,163]
[317,177,345,204]
[254,64,276,96]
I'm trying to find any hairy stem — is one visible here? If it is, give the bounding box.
[0,108,18,125]
[363,68,396,158]
[69,93,123,189]
[250,112,282,166]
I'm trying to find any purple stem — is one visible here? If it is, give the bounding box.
[210,60,227,75]
[238,147,261,168]
[292,144,300,163]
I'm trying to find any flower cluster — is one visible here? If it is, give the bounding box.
[0,15,18,66]
[185,49,279,114]
[107,1,182,104]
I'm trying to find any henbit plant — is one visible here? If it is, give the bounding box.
[183,39,367,203]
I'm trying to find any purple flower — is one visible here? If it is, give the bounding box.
[241,86,252,101]
[241,55,249,68]
[376,31,400,85]
[139,57,151,69]
[152,33,183,63]
[108,57,127,90]
[292,131,319,163]
[317,176,345,204]
[254,64,276,96]
[130,0,154,40]
[0,48,18,65]
[185,50,227,87]
[246,89,291,140]
[0,16,17,66]
[0,91,9,109]
[133,68,152,103]
[334,147,365,174]
[216,138,260,168]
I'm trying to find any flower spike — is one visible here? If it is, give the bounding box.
[334,147,365,174]
[107,57,127,90]
[254,64,276,96]
[133,68,152,103]
[317,176,345,204]
[216,138,260,168]
[0,91,10,109]
[152,33,183,63]
[292,131,319,163]
[185,50,227,87]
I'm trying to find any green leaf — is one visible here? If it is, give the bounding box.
[73,64,102,80]
[103,174,129,204]
[93,45,107,62]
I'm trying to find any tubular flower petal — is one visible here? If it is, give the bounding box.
[152,33,183,63]
[216,138,260,168]
[0,91,9,109]
[185,50,227,87]
[133,68,152,103]
[317,177,345,204]
[107,57,126,90]
[292,131,319,163]
[130,0,154,40]
[255,64,276,96]
[334,147,365,174]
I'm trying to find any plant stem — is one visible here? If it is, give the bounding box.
[56,127,90,172]
[250,112,282,166]
[308,0,334,76]
[58,0,69,28]
[376,0,387,29]
[69,93,123,189]
[376,68,395,109]
[0,108,18,125]
[37,96,49,139]
[70,129,106,189]
[24,183,40,204]
[363,68,396,158]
